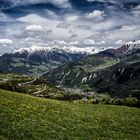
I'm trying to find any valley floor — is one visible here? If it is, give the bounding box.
[0,89,140,140]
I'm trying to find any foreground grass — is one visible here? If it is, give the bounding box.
[0,89,140,140]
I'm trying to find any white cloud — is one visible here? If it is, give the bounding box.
[61,46,95,54]
[0,13,10,21]
[131,5,140,16]
[18,14,46,23]
[69,41,79,45]
[52,0,70,8]
[17,14,59,27]
[91,20,117,31]
[132,10,140,16]
[86,0,105,2]
[51,40,80,46]
[65,15,79,22]
[115,40,124,45]
[0,39,13,45]
[132,5,140,10]
[52,40,68,45]
[87,0,140,4]
[108,28,140,43]
[70,33,78,38]
[5,0,70,8]
[83,39,95,45]
[25,25,42,31]
[17,14,60,37]
[56,22,71,28]
[87,10,105,21]
[96,40,106,45]
[120,25,140,31]
[86,0,95,2]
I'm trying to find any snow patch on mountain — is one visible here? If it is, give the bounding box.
[125,40,140,45]
[13,45,96,55]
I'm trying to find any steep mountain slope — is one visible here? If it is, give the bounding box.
[100,40,140,57]
[86,53,140,98]
[0,46,93,75]
[0,89,140,140]
[42,40,140,98]
[43,54,118,87]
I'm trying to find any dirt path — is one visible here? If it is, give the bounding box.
[18,77,37,86]
[33,85,47,95]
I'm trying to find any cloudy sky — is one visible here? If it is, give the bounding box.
[0,0,140,54]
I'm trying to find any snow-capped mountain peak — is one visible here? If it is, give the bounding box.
[99,40,140,57]
[13,46,50,54]
[13,45,96,55]
[10,45,97,68]
[124,40,140,54]
[125,40,140,45]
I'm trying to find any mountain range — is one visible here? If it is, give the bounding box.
[42,40,140,98]
[0,40,139,98]
[0,45,93,75]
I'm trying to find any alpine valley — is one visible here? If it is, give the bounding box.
[0,40,140,100]
[42,40,140,99]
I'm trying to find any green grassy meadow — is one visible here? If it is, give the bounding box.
[0,89,140,140]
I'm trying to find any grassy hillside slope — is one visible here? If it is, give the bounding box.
[0,89,140,140]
